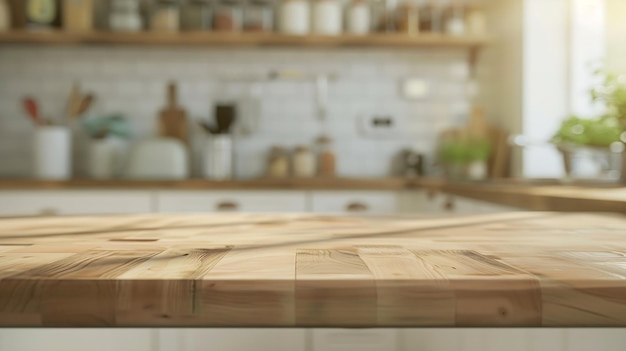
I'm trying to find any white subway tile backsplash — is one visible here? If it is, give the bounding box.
[0,46,470,178]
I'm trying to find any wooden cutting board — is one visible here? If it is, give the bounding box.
[158,82,188,145]
[2,212,626,327]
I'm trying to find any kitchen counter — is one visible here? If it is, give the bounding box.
[0,177,624,213]
[1,212,626,327]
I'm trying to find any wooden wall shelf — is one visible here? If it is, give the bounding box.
[0,31,489,49]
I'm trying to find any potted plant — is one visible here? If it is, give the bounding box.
[438,136,492,180]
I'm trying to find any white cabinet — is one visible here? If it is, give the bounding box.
[0,329,154,351]
[156,191,308,213]
[0,190,153,216]
[313,329,397,351]
[158,329,306,351]
[310,191,400,214]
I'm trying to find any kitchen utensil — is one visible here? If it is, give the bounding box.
[67,82,82,119]
[215,104,236,134]
[77,94,95,116]
[23,97,41,125]
[126,138,189,180]
[159,82,188,145]
[33,125,72,179]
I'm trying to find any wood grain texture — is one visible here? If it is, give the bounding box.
[0,212,625,327]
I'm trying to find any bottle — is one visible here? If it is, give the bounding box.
[312,0,342,35]
[25,0,61,30]
[109,0,142,32]
[181,0,212,31]
[279,0,309,35]
[0,0,10,31]
[292,146,316,178]
[151,0,180,32]
[63,0,94,32]
[317,136,336,177]
[346,0,370,35]
[267,146,289,178]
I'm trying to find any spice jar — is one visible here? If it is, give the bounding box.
[278,0,309,35]
[244,0,272,32]
[63,0,94,32]
[312,0,342,35]
[109,0,142,32]
[0,0,10,31]
[396,2,418,35]
[346,0,370,35]
[444,3,465,35]
[466,6,486,36]
[267,146,289,178]
[213,0,242,31]
[151,0,180,32]
[25,0,61,29]
[317,136,336,177]
[181,0,212,31]
[292,145,316,178]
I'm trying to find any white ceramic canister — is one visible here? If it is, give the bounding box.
[87,137,127,179]
[279,0,310,35]
[204,135,233,180]
[312,0,342,35]
[346,0,370,35]
[33,126,72,180]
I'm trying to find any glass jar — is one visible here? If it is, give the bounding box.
[312,0,342,35]
[396,2,418,35]
[278,0,309,35]
[466,6,486,36]
[213,0,242,31]
[346,0,370,35]
[244,0,272,32]
[25,0,61,29]
[151,0,180,32]
[63,0,94,32]
[109,0,142,32]
[292,145,316,177]
[267,146,289,178]
[317,136,336,177]
[444,3,465,35]
[181,0,212,31]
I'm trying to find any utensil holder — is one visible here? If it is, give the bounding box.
[33,126,72,180]
[203,135,233,180]
[87,137,127,179]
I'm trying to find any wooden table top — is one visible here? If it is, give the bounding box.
[1,212,626,327]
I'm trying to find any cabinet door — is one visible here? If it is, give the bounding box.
[0,329,154,351]
[156,191,308,213]
[310,191,399,214]
[312,329,397,351]
[0,191,153,216]
[158,329,306,351]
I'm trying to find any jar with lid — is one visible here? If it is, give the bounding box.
[317,136,336,177]
[213,0,242,31]
[312,0,342,35]
[0,0,10,31]
[278,0,309,35]
[244,0,272,32]
[150,0,180,32]
[465,5,486,36]
[109,0,142,32]
[63,0,94,32]
[267,146,289,178]
[444,3,465,35]
[346,0,370,35]
[292,145,316,178]
[396,2,418,35]
[181,0,212,31]
[25,0,61,29]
